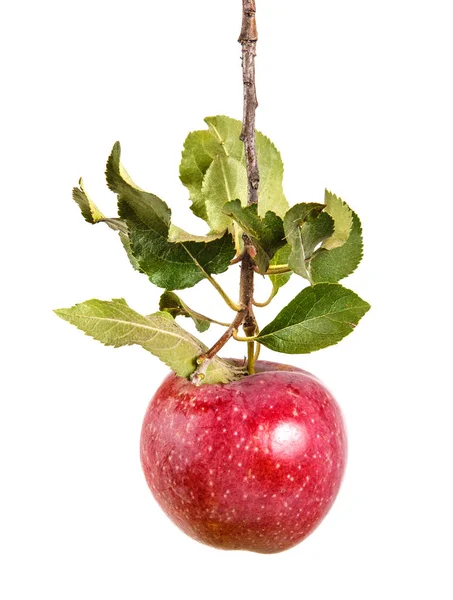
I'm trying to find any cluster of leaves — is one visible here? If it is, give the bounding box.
[56,116,370,383]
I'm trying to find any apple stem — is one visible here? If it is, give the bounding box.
[253,340,261,362]
[247,341,256,374]
[238,0,260,374]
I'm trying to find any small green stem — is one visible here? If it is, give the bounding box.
[191,311,231,328]
[265,264,291,275]
[253,288,276,307]
[233,330,258,342]
[205,273,242,311]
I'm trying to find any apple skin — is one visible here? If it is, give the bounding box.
[140,360,347,554]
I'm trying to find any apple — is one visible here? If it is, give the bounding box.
[140,360,347,554]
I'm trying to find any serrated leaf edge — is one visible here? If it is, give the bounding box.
[257,283,370,353]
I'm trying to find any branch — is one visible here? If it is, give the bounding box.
[238,0,260,373]
[192,0,261,384]
[239,0,259,205]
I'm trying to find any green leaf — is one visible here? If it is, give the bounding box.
[73,178,127,233]
[269,244,292,295]
[106,142,171,236]
[283,203,326,281]
[309,211,363,283]
[117,231,141,271]
[223,200,286,273]
[255,130,288,219]
[205,116,289,219]
[282,193,362,285]
[257,283,370,354]
[159,291,228,333]
[72,179,139,270]
[159,291,210,332]
[179,129,230,222]
[179,117,243,223]
[167,225,225,244]
[204,115,245,158]
[202,156,248,232]
[321,190,353,250]
[179,115,289,230]
[301,211,335,258]
[106,142,236,290]
[55,298,244,384]
[127,216,235,290]
[73,179,106,224]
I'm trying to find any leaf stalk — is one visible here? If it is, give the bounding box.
[205,273,242,311]
[253,288,277,307]
[233,331,258,342]
[265,264,291,275]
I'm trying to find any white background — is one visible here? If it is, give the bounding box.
[1,1,452,598]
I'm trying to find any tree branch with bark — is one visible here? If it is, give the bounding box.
[191,0,261,382]
[238,0,260,372]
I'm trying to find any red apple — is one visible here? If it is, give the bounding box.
[140,360,347,554]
